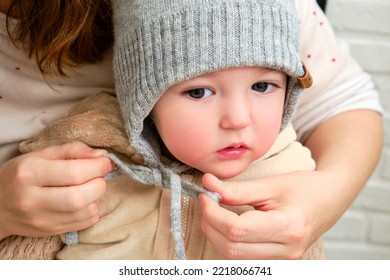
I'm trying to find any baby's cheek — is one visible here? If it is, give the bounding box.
[256,122,282,156]
[165,130,209,165]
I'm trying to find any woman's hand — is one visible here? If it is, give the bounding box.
[199,171,329,260]
[0,141,114,241]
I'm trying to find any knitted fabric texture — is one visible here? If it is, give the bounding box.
[0,235,63,260]
[104,153,221,260]
[64,153,221,259]
[90,0,309,260]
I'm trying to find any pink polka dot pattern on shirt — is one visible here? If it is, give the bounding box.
[305,9,338,65]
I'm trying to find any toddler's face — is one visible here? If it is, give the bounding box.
[151,66,286,179]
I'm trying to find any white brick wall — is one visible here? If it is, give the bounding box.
[322,0,390,259]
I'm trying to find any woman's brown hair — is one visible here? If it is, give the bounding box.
[6,0,113,76]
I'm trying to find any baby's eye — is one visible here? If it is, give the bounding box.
[185,88,213,99]
[251,82,274,94]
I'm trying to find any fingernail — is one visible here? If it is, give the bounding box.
[87,148,107,157]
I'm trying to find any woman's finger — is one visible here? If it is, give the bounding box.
[29,156,113,186]
[47,204,101,235]
[199,195,285,242]
[34,141,108,160]
[34,177,107,212]
[201,215,291,260]
[202,173,284,208]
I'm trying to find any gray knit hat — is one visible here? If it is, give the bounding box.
[110,0,312,259]
[113,0,312,165]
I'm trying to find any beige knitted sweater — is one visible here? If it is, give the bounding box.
[0,92,323,260]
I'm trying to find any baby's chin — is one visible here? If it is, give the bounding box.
[200,166,247,180]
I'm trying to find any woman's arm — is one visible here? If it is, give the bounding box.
[303,109,383,234]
